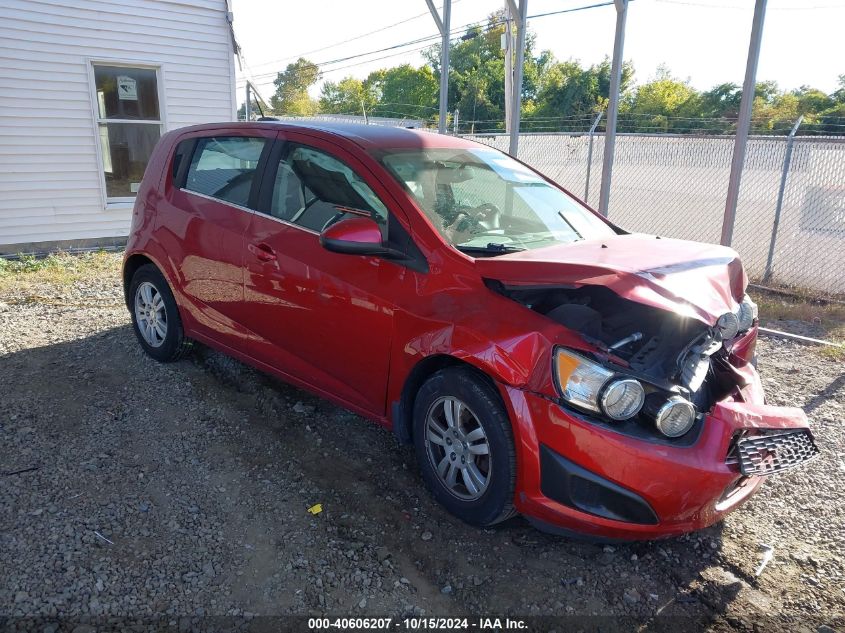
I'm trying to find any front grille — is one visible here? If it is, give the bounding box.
[733,430,819,476]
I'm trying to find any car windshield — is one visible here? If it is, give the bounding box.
[380,147,616,255]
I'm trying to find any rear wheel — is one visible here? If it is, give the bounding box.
[129,264,191,362]
[413,367,517,526]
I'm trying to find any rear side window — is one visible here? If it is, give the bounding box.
[171,139,192,183]
[185,136,266,208]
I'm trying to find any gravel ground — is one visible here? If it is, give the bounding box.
[0,256,843,631]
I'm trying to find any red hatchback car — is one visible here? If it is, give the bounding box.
[123,121,818,540]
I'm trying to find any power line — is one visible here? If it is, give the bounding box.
[244,18,486,82]
[655,0,845,9]
[236,40,442,86]
[243,1,618,84]
[246,0,466,71]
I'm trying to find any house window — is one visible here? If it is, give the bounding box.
[92,64,163,201]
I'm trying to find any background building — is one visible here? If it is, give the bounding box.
[0,0,238,254]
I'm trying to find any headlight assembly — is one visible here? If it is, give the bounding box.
[645,394,697,438]
[737,294,758,332]
[600,378,646,420]
[716,311,739,340]
[554,349,645,420]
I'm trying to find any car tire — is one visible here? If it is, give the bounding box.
[413,367,517,527]
[129,264,191,362]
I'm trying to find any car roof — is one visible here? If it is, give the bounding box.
[182,120,487,152]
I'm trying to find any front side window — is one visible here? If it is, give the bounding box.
[265,145,389,235]
[381,147,616,255]
[184,137,266,208]
[92,65,162,199]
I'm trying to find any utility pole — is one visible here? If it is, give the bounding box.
[503,1,513,133]
[598,0,628,217]
[505,0,527,156]
[245,82,251,121]
[426,0,452,134]
[471,73,479,134]
[721,0,768,246]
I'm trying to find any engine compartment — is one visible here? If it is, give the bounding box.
[494,283,741,413]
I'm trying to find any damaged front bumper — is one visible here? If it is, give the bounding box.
[498,366,819,540]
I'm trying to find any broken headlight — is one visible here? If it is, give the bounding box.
[554,349,645,420]
[716,295,758,341]
[737,294,758,332]
[644,394,696,438]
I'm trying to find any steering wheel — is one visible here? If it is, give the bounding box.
[321,211,347,232]
[469,203,502,230]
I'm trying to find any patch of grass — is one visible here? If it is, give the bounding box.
[750,290,845,360]
[753,293,845,326]
[0,251,122,292]
[818,321,845,361]
[818,344,845,362]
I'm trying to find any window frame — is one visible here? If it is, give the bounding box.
[256,141,392,236]
[255,136,429,273]
[181,134,271,210]
[86,58,167,209]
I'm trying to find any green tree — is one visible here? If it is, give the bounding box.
[319,77,375,115]
[817,103,845,135]
[832,75,845,103]
[531,57,634,131]
[794,87,834,117]
[270,58,320,116]
[366,64,438,120]
[698,83,741,125]
[816,76,845,135]
[422,11,551,131]
[423,13,507,128]
[621,66,700,132]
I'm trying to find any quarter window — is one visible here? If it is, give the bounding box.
[92,64,163,200]
[265,145,388,235]
[185,137,266,208]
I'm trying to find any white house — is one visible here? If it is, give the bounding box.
[0,0,238,254]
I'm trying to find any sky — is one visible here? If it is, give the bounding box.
[233,0,845,106]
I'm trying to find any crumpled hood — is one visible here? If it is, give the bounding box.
[474,233,747,325]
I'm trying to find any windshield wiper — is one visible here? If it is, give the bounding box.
[557,211,583,240]
[456,242,526,255]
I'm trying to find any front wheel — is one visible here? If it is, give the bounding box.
[129,264,191,362]
[413,367,517,526]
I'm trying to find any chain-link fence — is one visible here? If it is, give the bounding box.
[464,132,845,296]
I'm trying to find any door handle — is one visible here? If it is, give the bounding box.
[248,242,277,262]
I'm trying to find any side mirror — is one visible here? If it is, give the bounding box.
[319,216,391,256]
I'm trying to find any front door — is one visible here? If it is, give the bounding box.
[239,133,408,415]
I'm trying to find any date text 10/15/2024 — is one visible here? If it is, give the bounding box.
[308,617,528,630]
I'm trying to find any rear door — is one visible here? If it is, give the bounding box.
[156,128,274,342]
[239,132,407,414]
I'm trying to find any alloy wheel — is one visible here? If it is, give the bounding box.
[134,281,168,348]
[424,396,491,501]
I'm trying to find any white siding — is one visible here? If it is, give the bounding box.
[0,0,236,248]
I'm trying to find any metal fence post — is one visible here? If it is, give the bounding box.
[763,115,803,282]
[503,1,513,134]
[426,0,451,134]
[598,0,629,217]
[507,0,528,157]
[584,111,604,203]
[721,0,768,246]
[245,83,251,121]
